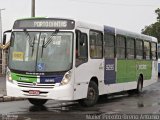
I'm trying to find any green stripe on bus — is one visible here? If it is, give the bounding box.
[116,60,152,83]
[17,17,46,20]
[11,72,37,83]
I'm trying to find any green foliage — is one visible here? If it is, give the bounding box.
[142,8,160,43]
[155,8,160,21]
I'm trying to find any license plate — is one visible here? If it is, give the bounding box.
[29,90,40,95]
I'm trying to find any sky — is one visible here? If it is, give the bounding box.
[0,0,160,34]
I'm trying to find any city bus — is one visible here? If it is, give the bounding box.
[3,18,158,107]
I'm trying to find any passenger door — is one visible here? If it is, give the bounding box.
[74,28,89,100]
[104,33,116,84]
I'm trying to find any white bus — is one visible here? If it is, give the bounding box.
[3,18,158,107]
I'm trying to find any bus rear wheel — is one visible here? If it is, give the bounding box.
[136,76,143,94]
[28,98,48,106]
[79,81,99,107]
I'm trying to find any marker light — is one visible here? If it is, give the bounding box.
[6,69,13,83]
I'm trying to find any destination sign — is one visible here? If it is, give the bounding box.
[13,18,75,30]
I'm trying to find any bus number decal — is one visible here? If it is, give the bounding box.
[104,59,116,84]
[138,64,147,70]
[106,64,114,71]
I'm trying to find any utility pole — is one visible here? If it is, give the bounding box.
[0,8,5,43]
[31,0,35,17]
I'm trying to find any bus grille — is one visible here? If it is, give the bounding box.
[17,81,55,89]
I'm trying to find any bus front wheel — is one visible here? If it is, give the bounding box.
[28,98,48,106]
[79,81,99,107]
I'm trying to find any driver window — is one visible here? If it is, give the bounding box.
[76,30,88,67]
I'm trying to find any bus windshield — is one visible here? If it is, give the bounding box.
[9,31,73,72]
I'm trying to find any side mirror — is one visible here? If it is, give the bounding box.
[3,34,6,45]
[80,38,84,46]
[80,34,86,46]
[2,30,12,45]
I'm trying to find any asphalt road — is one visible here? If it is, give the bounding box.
[0,78,160,120]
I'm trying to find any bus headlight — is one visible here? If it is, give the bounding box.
[61,71,72,85]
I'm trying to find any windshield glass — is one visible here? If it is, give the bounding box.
[9,31,73,72]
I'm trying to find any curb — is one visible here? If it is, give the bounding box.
[0,96,26,102]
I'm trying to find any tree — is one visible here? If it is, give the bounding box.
[155,8,160,21]
[142,8,160,43]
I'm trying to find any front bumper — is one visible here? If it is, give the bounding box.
[6,80,74,100]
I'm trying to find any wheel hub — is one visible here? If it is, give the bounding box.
[88,88,96,100]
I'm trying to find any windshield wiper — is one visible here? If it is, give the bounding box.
[41,37,46,58]
[24,31,33,47]
[42,29,59,48]
[41,29,59,58]
[31,36,36,57]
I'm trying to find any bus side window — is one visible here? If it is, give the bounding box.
[89,30,103,59]
[76,30,88,67]
[136,39,143,60]
[144,41,150,60]
[104,33,115,59]
[116,35,125,59]
[126,37,135,59]
[151,42,157,60]
[158,45,160,59]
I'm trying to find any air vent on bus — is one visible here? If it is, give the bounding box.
[17,81,55,89]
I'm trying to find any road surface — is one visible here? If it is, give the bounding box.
[0,78,160,120]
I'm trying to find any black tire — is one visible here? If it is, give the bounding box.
[136,76,143,94]
[79,81,99,107]
[127,89,137,95]
[28,98,48,106]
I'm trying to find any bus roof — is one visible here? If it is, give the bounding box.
[104,25,157,43]
[13,17,157,42]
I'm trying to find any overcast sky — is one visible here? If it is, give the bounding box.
[0,0,160,33]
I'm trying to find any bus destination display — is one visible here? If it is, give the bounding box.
[13,18,75,30]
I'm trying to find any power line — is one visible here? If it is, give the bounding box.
[68,0,159,7]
